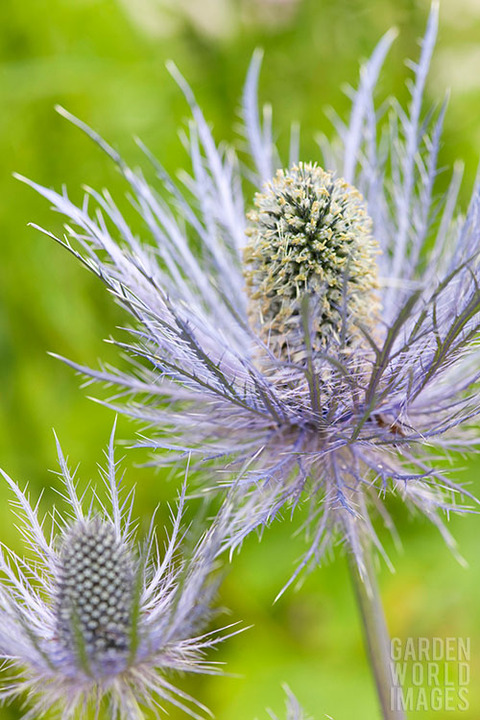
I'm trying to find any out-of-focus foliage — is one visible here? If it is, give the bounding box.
[0,0,479,718]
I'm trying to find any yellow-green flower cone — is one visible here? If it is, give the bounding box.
[244,162,380,362]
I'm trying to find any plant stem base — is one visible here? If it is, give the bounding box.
[348,545,406,720]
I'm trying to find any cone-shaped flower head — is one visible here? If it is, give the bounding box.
[0,428,230,719]
[244,163,380,361]
[18,6,480,586]
[55,517,135,669]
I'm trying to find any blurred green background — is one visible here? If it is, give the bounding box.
[0,0,479,718]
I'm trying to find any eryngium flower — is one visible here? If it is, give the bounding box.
[19,6,480,582]
[0,428,229,719]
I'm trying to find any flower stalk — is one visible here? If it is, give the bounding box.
[348,537,405,720]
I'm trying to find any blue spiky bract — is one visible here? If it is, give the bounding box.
[267,687,313,720]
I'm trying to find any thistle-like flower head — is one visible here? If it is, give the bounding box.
[245,162,380,360]
[0,427,229,719]
[19,5,480,585]
[54,516,135,672]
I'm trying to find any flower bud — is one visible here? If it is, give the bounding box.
[55,517,135,666]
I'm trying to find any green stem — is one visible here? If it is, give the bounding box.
[347,542,406,720]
